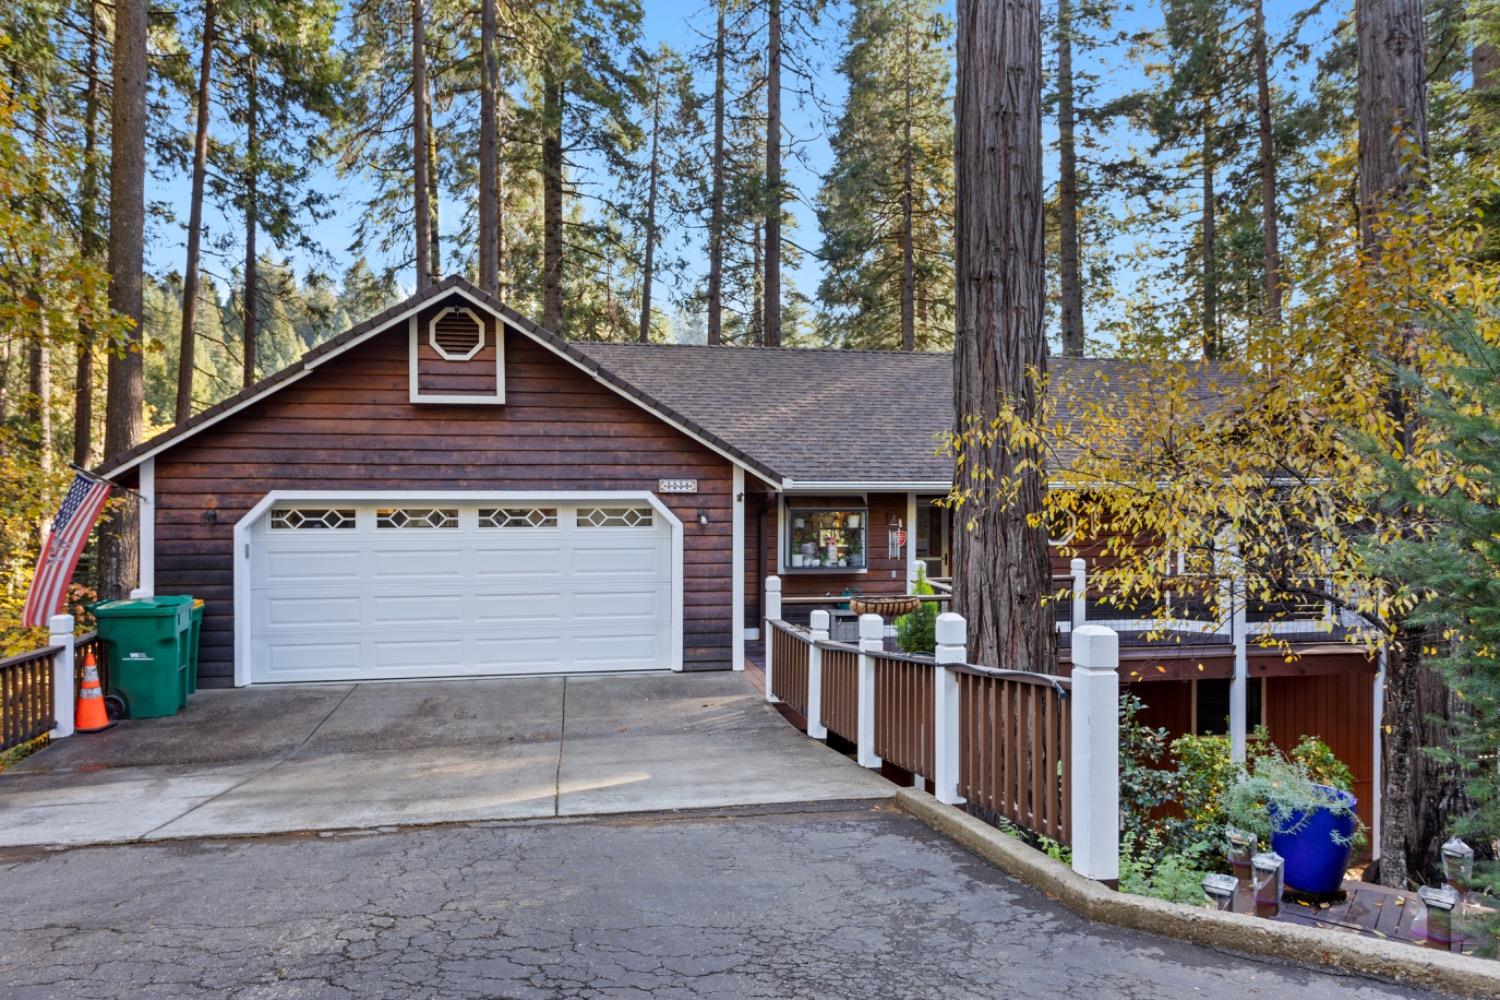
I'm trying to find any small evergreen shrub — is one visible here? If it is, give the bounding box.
[896,565,938,653]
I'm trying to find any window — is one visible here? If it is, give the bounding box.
[270,508,356,530]
[376,507,459,529]
[478,507,558,528]
[786,506,867,571]
[577,506,654,528]
[1193,678,1264,736]
[428,307,485,361]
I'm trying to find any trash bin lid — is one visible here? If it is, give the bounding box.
[90,596,193,617]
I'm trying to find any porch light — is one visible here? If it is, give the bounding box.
[1442,837,1474,890]
[1201,873,1237,911]
[1250,852,1284,918]
[697,511,710,526]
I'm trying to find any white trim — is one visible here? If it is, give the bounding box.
[1371,648,1385,861]
[731,465,745,671]
[232,489,685,687]
[776,497,785,574]
[784,480,950,492]
[742,627,760,640]
[906,492,918,591]
[137,457,155,595]
[102,284,774,487]
[409,312,506,405]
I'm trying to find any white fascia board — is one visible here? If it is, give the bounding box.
[782,480,951,493]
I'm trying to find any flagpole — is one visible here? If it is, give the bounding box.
[69,463,150,504]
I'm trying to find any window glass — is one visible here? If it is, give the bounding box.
[786,508,867,570]
[577,506,654,528]
[478,507,558,528]
[1194,678,1264,735]
[376,508,459,529]
[270,508,356,530]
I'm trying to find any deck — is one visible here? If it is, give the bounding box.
[1241,879,1481,954]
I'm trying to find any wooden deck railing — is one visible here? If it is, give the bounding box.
[817,641,860,742]
[873,650,936,780]
[767,620,810,718]
[953,665,1071,843]
[1,645,58,753]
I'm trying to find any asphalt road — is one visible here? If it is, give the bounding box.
[0,801,1446,999]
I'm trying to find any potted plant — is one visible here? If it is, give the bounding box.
[1224,755,1363,897]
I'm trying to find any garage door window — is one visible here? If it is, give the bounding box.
[376,507,459,529]
[269,508,356,530]
[578,506,654,528]
[478,507,558,528]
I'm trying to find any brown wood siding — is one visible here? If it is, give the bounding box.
[154,304,735,685]
[1265,672,1376,829]
[415,304,501,397]
[771,492,910,601]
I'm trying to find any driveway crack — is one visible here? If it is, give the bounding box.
[135,684,361,840]
[554,677,567,818]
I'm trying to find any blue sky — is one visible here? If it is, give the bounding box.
[145,0,1346,335]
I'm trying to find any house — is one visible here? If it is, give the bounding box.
[97,274,1376,823]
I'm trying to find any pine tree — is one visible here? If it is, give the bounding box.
[817,0,954,352]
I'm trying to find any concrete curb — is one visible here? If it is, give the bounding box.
[895,788,1500,999]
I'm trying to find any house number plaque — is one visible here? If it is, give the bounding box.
[658,479,699,494]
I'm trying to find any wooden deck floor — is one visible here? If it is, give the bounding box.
[1236,879,1479,954]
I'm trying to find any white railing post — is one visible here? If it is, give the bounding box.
[856,613,884,769]
[764,575,782,704]
[1070,624,1120,885]
[1070,557,1087,631]
[48,614,76,739]
[807,610,829,739]
[933,612,966,805]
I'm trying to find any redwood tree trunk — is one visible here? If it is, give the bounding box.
[177,0,218,422]
[542,73,565,332]
[900,14,916,352]
[707,1,726,346]
[412,0,433,290]
[243,38,260,389]
[763,0,782,347]
[1201,116,1219,361]
[1358,0,1437,889]
[477,0,500,295]
[1056,0,1085,357]
[952,0,1055,669]
[74,0,102,467]
[638,76,662,344]
[1253,0,1281,332]
[100,0,149,599]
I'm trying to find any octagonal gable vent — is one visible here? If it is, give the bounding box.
[429,307,485,361]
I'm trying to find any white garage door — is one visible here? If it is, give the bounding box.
[247,500,674,682]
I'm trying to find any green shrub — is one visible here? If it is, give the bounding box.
[1119,832,1218,904]
[895,565,938,653]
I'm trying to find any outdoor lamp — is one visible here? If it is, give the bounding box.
[697,511,710,526]
[1442,837,1474,892]
[1201,873,1237,912]
[1224,827,1255,879]
[1250,852,1284,918]
[1417,884,1460,948]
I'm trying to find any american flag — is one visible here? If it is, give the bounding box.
[21,472,112,628]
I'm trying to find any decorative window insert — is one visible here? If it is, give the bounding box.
[428,306,485,361]
[375,507,459,529]
[270,508,357,530]
[577,506,654,528]
[478,507,558,529]
[786,506,867,571]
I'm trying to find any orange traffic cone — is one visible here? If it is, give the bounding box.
[75,650,114,733]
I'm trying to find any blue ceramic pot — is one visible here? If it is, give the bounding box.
[1268,785,1357,896]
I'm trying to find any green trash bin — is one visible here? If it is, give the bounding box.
[186,599,204,695]
[154,595,195,706]
[90,596,192,718]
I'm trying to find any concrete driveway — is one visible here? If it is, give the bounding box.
[0,672,891,847]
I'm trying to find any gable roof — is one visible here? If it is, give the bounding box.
[98,276,784,485]
[99,274,1239,490]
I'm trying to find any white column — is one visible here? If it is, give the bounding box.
[1222,571,1248,764]
[764,575,781,704]
[1371,647,1386,862]
[807,610,829,739]
[731,466,746,671]
[933,612,966,805]
[906,493,919,590]
[1070,557,1087,631]
[48,614,76,739]
[856,613,884,769]
[137,456,155,596]
[1070,624,1120,884]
